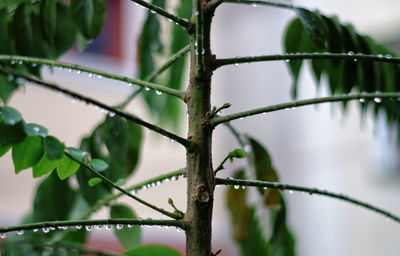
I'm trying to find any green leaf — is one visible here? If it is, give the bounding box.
[52,2,78,58]
[57,154,80,180]
[115,179,126,187]
[41,0,57,43]
[0,119,26,148]
[33,171,76,222]
[0,0,30,9]
[0,75,18,104]
[32,152,59,178]
[43,136,65,161]
[90,158,108,172]
[110,204,142,250]
[70,0,106,40]
[228,148,246,162]
[66,147,87,162]
[24,123,48,137]
[12,136,44,173]
[294,7,328,49]
[88,177,103,187]
[124,245,182,256]
[1,106,22,125]
[0,145,10,157]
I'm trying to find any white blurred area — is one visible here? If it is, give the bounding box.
[1,0,400,255]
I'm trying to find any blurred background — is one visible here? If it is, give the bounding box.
[1,0,400,255]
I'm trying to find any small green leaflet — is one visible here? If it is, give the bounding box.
[12,136,44,173]
[88,177,103,187]
[1,106,22,125]
[90,158,108,172]
[56,155,80,180]
[24,123,48,137]
[66,147,88,162]
[228,148,246,162]
[32,153,59,178]
[43,136,65,161]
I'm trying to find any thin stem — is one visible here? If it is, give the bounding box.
[0,69,192,148]
[66,153,183,220]
[0,55,185,99]
[211,92,400,127]
[215,52,400,69]
[219,0,293,9]
[128,0,189,28]
[119,45,190,108]
[81,168,187,219]
[0,218,184,234]
[214,156,230,174]
[216,177,400,223]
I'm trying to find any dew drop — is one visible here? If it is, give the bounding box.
[33,228,39,232]
[76,70,81,75]
[85,225,93,231]
[151,10,156,14]
[241,186,246,189]
[234,185,240,189]
[96,225,103,230]
[263,187,268,190]
[42,227,50,233]
[288,190,294,194]
[17,60,23,65]
[50,227,56,231]
[58,226,68,230]
[156,90,162,95]
[68,69,73,73]
[201,48,205,55]
[88,73,93,78]
[252,3,257,7]
[385,54,392,59]
[31,63,37,67]
[17,230,24,235]
[353,58,358,62]
[244,145,251,153]
[377,54,384,59]
[0,233,6,239]
[170,139,175,143]
[347,51,354,56]
[168,18,173,23]
[97,75,102,79]
[71,98,78,104]
[75,225,82,230]
[127,224,133,228]
[234,63,239,67]
[194,11,199,16]
[105,224,112,230]
[128,82,133,86]
[285,59,290,63]
[108,112,116,117]
[116,224,123,230]
[374,97,382,103]
[145,87,150,91]
[359,98,366,103]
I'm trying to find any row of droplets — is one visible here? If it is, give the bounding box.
[0,223,183,239]
[132,174,183,194]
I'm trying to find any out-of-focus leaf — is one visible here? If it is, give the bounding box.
[42,136,64,161]
[0,0,30,9]
[90,158,108,172]
[70,0,106,40]
[115,178,126,186]
[0,118,26,148]
[124,245,182,256]
[1,106,22,125]
[88,177,103,187]
[52,2,78,58]
[0,75,17,104]
[33,171,76,222]
[24,123,48,137]
[294,8,328,49]
[32,152,59,178]
[0,145,10,157]
[57,154,80,180]
[41,0,57,43]
[12,136,44,173]
[110,204,142,250]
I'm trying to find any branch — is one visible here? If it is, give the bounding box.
[211,92,400,127]
[215,52,400,69]
[209,0,293,10]
[119,45,190,108]
[0,55,185,99]
[0,69,192,148]
[216,177,400,223]
[0,218,184,234]
[128,0,189,28]
[81,168,187,219]
[214,156,230,174]
[66,153,183,220]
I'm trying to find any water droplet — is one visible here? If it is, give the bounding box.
[151,10,156,14]
[194,11,199,16]
[76,70,81,75]
[0,233,6,239]
[244,145,251,153]
[377,54,384,59]
[168,18,173,23]
[97,75,102,79]
[7,74,14,81]
[31,63,37,67]
[234,63,239,67]
[263,187,267,190]
[353,58,358,62]
[285,59,290,63]
[359,98,366,103]
[127,224,133,228]
[105,224,112,230]
[374,97,382,103]
[71,98,78,104]
[128,82,133,86]
[170,139,176,143]
[85,225,93,231]
[17,60,23,65]
[75,225,82,230]
[241,186,246,189]
[108,112,116,117]
[10,60,16,65]
[156,90,162,95]
[58,226,68,230]
[142,185,147,191]
[33,228,39,232]
[347,51,354,56]
[42,227,50,233]
[234,185,240,189]
[194,42,198,47]
[116,224,123,230]
[201,48,205,55]
[17,230,24,235]
[96,225,103,230]
[88,73,93,78]
[385,54,392,59]
[68,69,73,73]
[288,190,293,194]
[145,87,150,91]
[252,3,257,7]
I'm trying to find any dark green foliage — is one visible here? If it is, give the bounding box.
[284,9,400,127]
[12,136,44,173]
[124,245,183,256]
[110,204,142,250]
